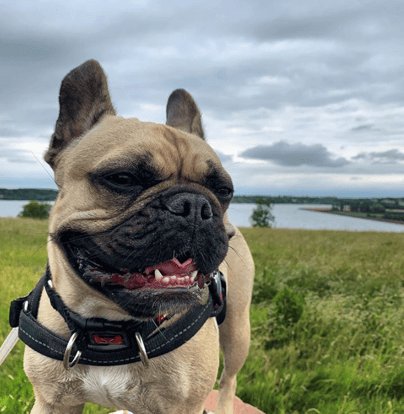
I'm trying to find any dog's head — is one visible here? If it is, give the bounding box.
[45,60,235,319]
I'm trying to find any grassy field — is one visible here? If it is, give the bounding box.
[2,218,404,413]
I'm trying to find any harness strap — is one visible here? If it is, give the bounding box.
[9,269,226,367]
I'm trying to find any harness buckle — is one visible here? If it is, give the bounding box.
[63,332,82,370]
[135,332,149,366]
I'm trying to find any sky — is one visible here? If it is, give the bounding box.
[2,0,404,198]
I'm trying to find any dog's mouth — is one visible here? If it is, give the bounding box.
[59,230,221,318]
[74,247,211,291]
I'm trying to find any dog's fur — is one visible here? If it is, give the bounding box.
[23,60,254,414]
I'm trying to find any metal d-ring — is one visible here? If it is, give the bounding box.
[63,332,82,370]
[135,332,149,367]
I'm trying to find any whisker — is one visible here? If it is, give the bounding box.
[29,150,59,187]
[31,241,50,255]
[227,244,249,269]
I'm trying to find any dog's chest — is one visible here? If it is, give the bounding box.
[80,362,192,410]
[81,366,139,407]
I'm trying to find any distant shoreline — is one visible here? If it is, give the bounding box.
[2,190,404,206]
[302,207,404,226]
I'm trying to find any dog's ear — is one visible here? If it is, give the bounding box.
[45,59,116,168]
[166,89,205,139]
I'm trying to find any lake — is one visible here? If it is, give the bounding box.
[228,203,404,232]
[1,201,404,232]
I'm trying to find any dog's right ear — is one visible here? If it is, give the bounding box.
[45,60,116,169]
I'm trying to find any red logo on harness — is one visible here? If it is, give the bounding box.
[214,293,224,308]
[92,334,123,345]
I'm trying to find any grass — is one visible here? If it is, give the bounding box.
[2,219,404,412]
[238,228,404,413]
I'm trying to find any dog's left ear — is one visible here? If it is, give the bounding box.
[45,59,116,169]
[166,89,205,139]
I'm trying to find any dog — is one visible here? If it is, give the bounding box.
[23,60,254,414]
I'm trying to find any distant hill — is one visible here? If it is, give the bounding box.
[232,195,340,204]
[232,195,404,207]
[0,188,58,201]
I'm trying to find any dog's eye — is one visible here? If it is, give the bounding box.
[216,187,233,198]
[104,173,137,188]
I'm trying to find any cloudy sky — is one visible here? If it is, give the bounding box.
[2,0,404,197]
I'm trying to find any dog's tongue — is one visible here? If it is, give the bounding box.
[144,258,197,276]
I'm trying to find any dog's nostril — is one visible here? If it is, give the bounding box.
[183,201,191,217]
[201,202,213,220]
[167,197,190,217]
[166,193,213,222]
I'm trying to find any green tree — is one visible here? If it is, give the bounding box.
[369,203,385,214]
[19,201,51,219]
[250,198,275,227]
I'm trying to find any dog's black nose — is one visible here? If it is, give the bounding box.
[165,192,213,222]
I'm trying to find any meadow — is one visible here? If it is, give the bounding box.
[2,218,404,413]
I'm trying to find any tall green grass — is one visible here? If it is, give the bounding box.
[238,228,404,413]
[2,219,404,413]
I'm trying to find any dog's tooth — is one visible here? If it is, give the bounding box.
[155,269,163,280]
[185,276,189,281]
[170,275,177,281]
[178,277,184,283]
[162,277,170,284]
[190,270,198,281]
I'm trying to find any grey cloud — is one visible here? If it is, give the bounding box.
[351,124,374,132]
[240,141,350,168]
[1,0,403,119]
[215,151,233,164]
[0,127,27,138]
[0,0,402,131]
[352,149,404,164]
[0,147,36,164]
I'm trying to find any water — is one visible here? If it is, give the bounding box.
[1,201,404,232]
[227,203,404,232]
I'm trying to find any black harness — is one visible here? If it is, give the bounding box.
[9,267,226,368]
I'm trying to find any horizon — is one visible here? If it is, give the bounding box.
[1,186,404,200]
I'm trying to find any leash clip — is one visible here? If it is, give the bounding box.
[135,332,149,366]
[63,332,82,370]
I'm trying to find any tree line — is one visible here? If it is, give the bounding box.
[233,195,404,207]
[0,188,58,201]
